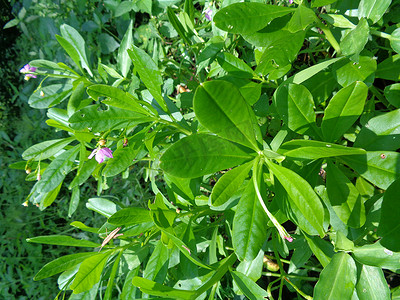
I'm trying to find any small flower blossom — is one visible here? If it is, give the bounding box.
[288,0,293,4]
[205,8,213,21]
[20,64,37,81]
[89,147,113,163]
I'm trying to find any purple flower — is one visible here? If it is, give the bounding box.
[288,0,293,4]
[205,8,213,21]
[89,147,113,163]
[20,64,37,81]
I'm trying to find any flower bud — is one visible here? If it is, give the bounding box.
[25,167,32,174]
[99,139,106,146]
[263,256,280,272]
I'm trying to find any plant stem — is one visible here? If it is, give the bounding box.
[316,20,341,55]
[370,30,392,40]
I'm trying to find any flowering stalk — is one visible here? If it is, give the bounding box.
[253,156,293,243]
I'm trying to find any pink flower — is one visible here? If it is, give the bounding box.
[20,64,37,81]
[88,147,113,163]
[288,0,293,4]
[205,8,213,21]
[284,236,293,242]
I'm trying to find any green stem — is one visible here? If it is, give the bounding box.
[157,118,192,136]
[317,20,341,55]
[370,30,392,40]
[284,277,313,300]
[263,272,319,282]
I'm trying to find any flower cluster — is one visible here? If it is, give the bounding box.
[20,64,37,81]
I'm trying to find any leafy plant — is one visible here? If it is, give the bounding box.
[12,0,400,299]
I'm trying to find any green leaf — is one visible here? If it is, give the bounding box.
[311,0,338,7]
[69,105,153,132]
[390,28,400,54]
[67,82,86,117]
[358,0,391,24]
[132,277,195,299]
[194,80,262,150]
[22,137,75,161]
[322,81,368,142]
[127,47,167,111]
[35,252,97,280]
[70,221,99,233]
[303,232,334,267]
[70,251,111,294]
[87,84,150,116]
[160,134,254,178]
[104,251,123,300]
[352,241,400,270]
[340,18,369,60]
[118,20,133,77]
[214,3,294,35]
[98,33,119,54]
[320,14,355,28]
[68,186,80,217]
[36,145,79,193]
[376,54,400,81]
[108,207,152,226]
[60,24,93,76]
[333,56,376,87]
[378,178,400,251]
[167,7,192,46]
[314,252,357,300]
[211,161,252,207]
[86,198,118,218]
[355,264,390,300]
[340,151,400,190]
[56,35,83,74]
[69,158,98,189]
[278,140,366,160]
[274,83,318,136]
[216,52,255,79]
[287,4,317,33]
[27,235,100,247]
[230,271,269,300]
[232,181,267,261]
[143,240,169,283]
[3,18,19,29]
[29,83,73,109]
[326,161,366,228]
[266,160,325,237]
[384,83,400,108]
[102,143,143,177]
[354,109,400,151]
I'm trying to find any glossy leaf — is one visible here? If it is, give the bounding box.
[87,84,151,116]
[232,181,267,261]
[352,241,400,270]
[354,109,400,151]
[22,137,75,161]
[102,142,143,177]
[311,0,338,7]
[390,28,400,54]
[70,252,111,294]
[69,158,98,189]
[216,52,255,79]
[68,186,80,217]
[211,161,252,207]
[214,3,294,35]
[194,80,261,150]
[358,0,391,24]
[56,35,83,74]
[333,56,376,87]
[340,18,369,60]
[60,24,92,76]
[266,160,325,237]
[340,151,400,190]
[303,232,334,267]
[29,83,73,109]
[69,105,153,132]
[27,235,100,247]
[117,20,133,77]
[35,252,97,280]
[278,140,366,160]
[287,4,317,33]
[376,54,400,81]
[36,145,79,193]
[160,134,254,178]
[143,240,169,283]
[356,264,390,300]
[86,198,117,218]
[273,83,318,137]
[108,207,152,226]
[314,252,357,300]
[384,83,400,107]
[322,81,368,142]
[378,178,400,251]
[326,161,366,228]
[127,47,167,111]
[67,81,85,117]
[231,271,269,300]
[132,277,195,299]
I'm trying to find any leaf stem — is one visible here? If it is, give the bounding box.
[316,20,341,55]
